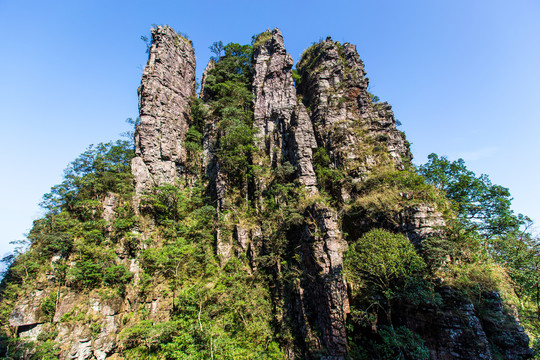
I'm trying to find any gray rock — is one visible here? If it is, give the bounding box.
[9,290,48,327]
[252,29,318,192]
[199,60,215,101]
[297,38,412,199]
[293,204,349,358]
[132,25,196,193]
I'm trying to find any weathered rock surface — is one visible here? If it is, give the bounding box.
[292,205,349,359]
[132,25,196,194]
[399,204,446,246]
[480,291,534,360]
[9,290,48,328]
[252,29,318,191]
[252,29,296,165]
[397,287,533,360]
[398,286,494,360]
[199,60,215,101]
[297,38,411,189]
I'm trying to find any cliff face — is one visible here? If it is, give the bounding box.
[132,26,196,194]
[1,26,533,360]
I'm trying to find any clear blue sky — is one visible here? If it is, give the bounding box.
[1,0,539,259]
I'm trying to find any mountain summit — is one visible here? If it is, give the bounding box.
[0,26,533,360]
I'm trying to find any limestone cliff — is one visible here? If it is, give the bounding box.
[0,26,533,360]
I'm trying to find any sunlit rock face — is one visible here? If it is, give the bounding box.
[132,25,196,194]
[5,26,532,360]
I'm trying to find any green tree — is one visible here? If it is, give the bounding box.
[203,42,256,198]
[344,229,427,323]
[345,229,430,359]
[40,140,134,214]
[418,153,524,237]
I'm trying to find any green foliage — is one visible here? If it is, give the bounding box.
[376,326,429,360]
[40,292,58,322]
[132,182,283,359]
[367,91,380,103]
[419,154,540,353]
[313,147,344,199]
[204,41,256,195]
[291,69,301,87]
[123,264,284,359]
[490,229,540,306]
[33,339,61,360]
[418,153,523,237]
[204,43,253,99]
[189,97,208,134]
[346,168,449,232]
[216,118,257,185]
[350,325,429,360]
[209,40,224,62]
[252,30,272,50]
[68,259,104,289]
[142,184,190,223]
[0,133,136,350]
[104,264,132,286]
[41,140,134,214]
[345,229,427,310]
[345,230,433,359]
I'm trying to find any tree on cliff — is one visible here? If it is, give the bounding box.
[418,153,525,238]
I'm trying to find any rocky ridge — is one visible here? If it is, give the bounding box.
[2,26,533,360]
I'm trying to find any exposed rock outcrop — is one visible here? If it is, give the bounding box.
[3,27,532,360]
[397,287,533,360]
[132,25,196,194]
[293,204,349,359]
[252,29,318,191]
[297,38,411,195]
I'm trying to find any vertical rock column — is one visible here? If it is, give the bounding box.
[294,205,349,359]
[132,26,196,194]
[251,30,348,358]
[252,29,296,165]
[252,28,318,191]
[296,38,411,192]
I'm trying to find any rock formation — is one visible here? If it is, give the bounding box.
[296,38,411,183]
[132,26,196,194]
[1,26,533,360]
[252,29,318,191]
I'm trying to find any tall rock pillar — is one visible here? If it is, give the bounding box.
[131,26,196,194]
[252,29,318,191]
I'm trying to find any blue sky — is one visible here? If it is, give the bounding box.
[1,0,539,258]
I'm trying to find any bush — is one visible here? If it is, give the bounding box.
[104,265,132,287]
[345,229,428,322]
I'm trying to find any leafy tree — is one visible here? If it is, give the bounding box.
[345,229,428,321]
[40,140,134,214]
[418,153,524,238]
[345,229,431,359]
[419,153,540,354]
[203,42,256,197]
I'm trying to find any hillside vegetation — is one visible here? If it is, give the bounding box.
[0,27,538,360]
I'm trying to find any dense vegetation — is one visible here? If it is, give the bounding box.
[0,140,136,358]
[0,31,538,360]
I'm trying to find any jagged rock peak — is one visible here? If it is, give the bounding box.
[251,28,319,191]
[297,37,368,94]
[132,25,196,194]
[253,28,288,56]
[252,28,296,158]
[296,37,411,197]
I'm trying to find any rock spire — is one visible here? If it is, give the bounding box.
[131,25,196,194]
